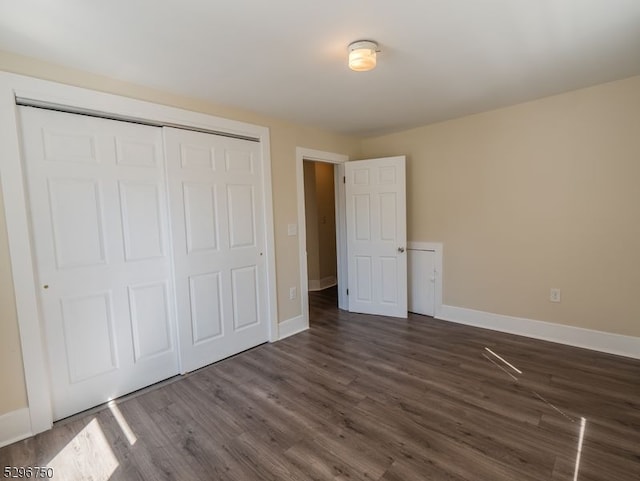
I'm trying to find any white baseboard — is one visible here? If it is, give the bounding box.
[278,314,309,340]
[0,407,31,448]
[308,276,337,292]
[438,305,640,360]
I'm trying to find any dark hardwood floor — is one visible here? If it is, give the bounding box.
[2,286,639,480]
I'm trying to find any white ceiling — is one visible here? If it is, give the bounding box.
[1,1,640,136]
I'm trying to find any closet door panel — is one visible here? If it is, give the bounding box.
[19,107,179,420]
[164,127,268,372]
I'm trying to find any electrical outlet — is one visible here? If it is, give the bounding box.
[289,287,297,300]
[550,288,561,303]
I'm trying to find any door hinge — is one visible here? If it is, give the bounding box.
[346,288,349,295]
[343,176,346,184]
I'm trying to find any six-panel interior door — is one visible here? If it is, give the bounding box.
[163,127,269,373]
[345,156,407,318]
[18,107,179,420]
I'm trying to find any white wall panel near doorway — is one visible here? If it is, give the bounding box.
[164,127,269,373]
[18,107,179,421]
[407,241,443,318]
[408,248,436,316]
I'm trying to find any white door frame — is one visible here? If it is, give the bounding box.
[0,72,278,436]
[295,148,348,328]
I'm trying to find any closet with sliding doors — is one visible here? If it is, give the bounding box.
[17,104,271,421]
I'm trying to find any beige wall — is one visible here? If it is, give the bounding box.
[314,162,337,280]
[362,75,640,337]
[0,50,361,415]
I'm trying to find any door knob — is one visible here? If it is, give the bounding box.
[397,247,405,253]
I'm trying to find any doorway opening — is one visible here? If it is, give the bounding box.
[295,148,348,329]
[303,160,338,297]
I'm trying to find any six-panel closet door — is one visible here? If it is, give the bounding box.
[163,127,269,373]
[19,107,179,420]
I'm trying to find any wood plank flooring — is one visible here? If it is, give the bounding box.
[2,287,639,480]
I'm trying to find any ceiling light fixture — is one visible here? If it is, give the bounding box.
[348,40,379,72]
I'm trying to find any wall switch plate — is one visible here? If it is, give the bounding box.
[289,287,297,300]
[287,224,297,236]
[550,288,561,303]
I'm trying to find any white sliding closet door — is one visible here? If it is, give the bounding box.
[19,107,179,420]
[164,127,269,373]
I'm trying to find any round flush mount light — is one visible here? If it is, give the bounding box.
[348,40,379,72]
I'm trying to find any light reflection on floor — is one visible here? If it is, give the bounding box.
[108,401,137,445]
[483,346,588,480]
[573,417,587,481]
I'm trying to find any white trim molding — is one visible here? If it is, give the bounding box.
[0,407,31,448]
[278,315,309,341]
[0,71,278,435]
[439,305,640,360]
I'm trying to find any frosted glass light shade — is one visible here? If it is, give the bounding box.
[348,41,378,72]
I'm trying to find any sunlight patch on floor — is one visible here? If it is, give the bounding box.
[47,418,118,481]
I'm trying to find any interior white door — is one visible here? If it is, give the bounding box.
[345,156,407,317]
[163,127,269,373]
[18,107,179,420]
